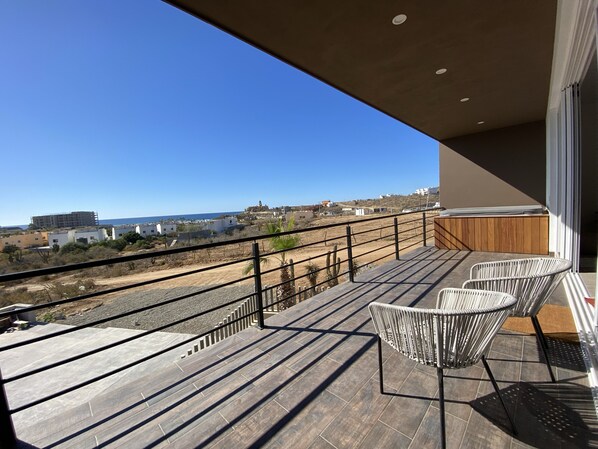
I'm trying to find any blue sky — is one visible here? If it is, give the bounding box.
[0,1,438,226]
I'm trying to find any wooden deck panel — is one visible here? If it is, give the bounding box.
[14,247,596,449]
[435,216,549,255]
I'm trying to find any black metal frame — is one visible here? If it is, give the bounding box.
[377,339,517,449]
[530,315,557,382]
[0,208,440,448]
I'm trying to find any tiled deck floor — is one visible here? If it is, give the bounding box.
[15,247,598,448]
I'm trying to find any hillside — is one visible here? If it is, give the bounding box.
[335,193,440,212]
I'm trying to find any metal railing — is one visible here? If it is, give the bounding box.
[0,208,439,447]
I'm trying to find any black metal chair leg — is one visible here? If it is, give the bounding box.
[437,367,446,449]
[481,356,518,436]
[530,316,557,383]
[378,336,384,394]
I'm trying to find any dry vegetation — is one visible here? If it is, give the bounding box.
[0,210,438,323]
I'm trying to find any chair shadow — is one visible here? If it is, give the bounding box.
[545,336,587,372]
[471,382,598,448]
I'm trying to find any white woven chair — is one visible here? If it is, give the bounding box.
[369,288,517,449]
[463,257,572,382]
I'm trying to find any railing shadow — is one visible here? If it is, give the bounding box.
[433,221,472,250]
[471,381,598,448]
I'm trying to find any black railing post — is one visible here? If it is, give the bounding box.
[252,242,265,329]
[346,225,354,283]
[394,217,400,260]
[0,368,16,449]
[422,212,427,247]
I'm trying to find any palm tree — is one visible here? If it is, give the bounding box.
[244,218,300,310]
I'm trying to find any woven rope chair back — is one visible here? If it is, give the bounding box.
[368,289,517,369]
[464,257,571,317]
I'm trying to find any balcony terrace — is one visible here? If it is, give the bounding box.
[10,246,596,449]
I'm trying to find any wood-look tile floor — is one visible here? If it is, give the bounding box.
[15,248,597,448]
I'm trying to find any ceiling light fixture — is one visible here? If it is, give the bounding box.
[477,121,485,125]
[392,14,407,25]
[435,68,447,75]
[460,97,470,102]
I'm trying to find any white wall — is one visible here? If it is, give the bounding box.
[112,226,137,240]
[135,224,159,237]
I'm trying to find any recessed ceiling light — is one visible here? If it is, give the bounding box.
[392,14,407,25]
[435,68,447,75]
[477,121,485,125]
[460,97,470,102]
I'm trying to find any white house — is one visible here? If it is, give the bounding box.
[73,229,108,244]
[135,224,159,237]
[49,229,108,248]
[201,217,238,234]
[157,223,177,234]
[48,232,70,248]
[112,225,137,240]
[355,208,372,216]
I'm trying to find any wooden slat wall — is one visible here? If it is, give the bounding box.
[434,215,549,254]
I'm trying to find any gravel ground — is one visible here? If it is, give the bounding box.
[60,284,256,336]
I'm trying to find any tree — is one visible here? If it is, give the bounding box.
[2,244,23,263]
[121,231,144,245]
[244,218,300,310]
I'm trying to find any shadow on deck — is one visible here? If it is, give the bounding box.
[15,247,597,449]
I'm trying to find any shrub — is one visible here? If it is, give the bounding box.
[59,242,88,255]
[44,279,97,300]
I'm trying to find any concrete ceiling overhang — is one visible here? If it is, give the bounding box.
[165,1,557,141]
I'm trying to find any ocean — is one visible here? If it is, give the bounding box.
[98,211,242,226]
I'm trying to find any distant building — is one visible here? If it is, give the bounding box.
[136,224,159,237]
[49,229,108,247]
[201,217,238,233]
[32,211,98,229]
[1,232,48,249]
[355,208,372,216]
[112,225,137,240]
[414,187,439,196]
[157,223,177,234]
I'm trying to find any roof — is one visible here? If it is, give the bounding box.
[166,0,558,140]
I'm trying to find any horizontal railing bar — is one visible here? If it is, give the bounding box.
[0,256,254,319]
[259,234,346,259]
[398,231,425,244]
[366,250,397,266]
[260,236,346,259]
[0,209,441,283]
[266,270,351,309]
[349,222,395,237]
[8,309,257,414]
[352,241,396,260]
[400,240,426,252]
[350,233,394,249]
[265,257,350,292]
[3,291,256,383]
[0,275,254,352]
[264,257,346,292]
[396,226,424,236]
[260,246,349,276]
